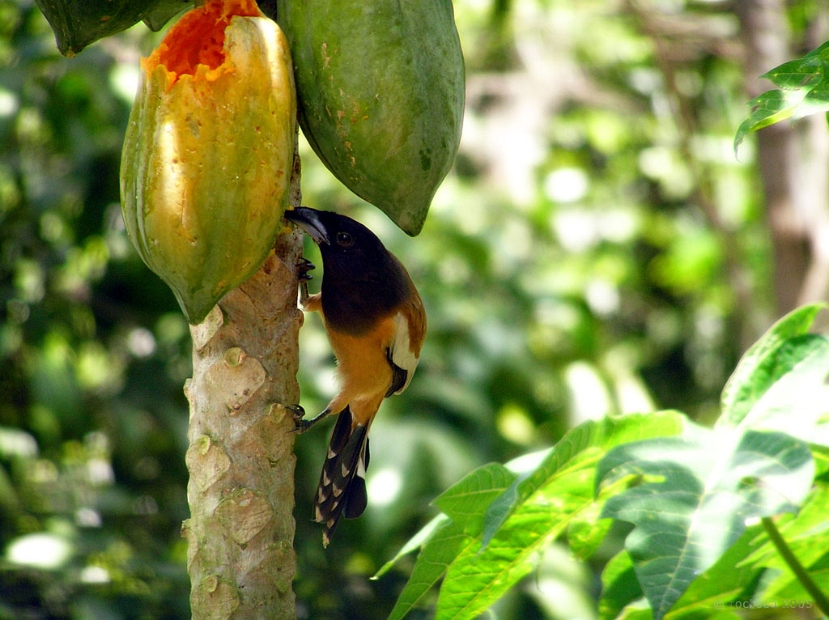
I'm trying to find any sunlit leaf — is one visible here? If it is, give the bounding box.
[566,500,613,560]
[384,464,515,620]
[740,484,829,603]
[597,423,814,619]
[719,304,825,427]
[434,412,684,620]
[434,463,516,536]
[667,522,765,618]
[386,520,471,620]
[737,337,829,446]
[383,413,684,620]
[373,514,448,580]
[599,551,643,620]
[482,411,685,547]
[735,42,829,149]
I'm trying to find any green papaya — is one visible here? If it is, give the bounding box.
[120,0,296,324]
[277,0,465,235]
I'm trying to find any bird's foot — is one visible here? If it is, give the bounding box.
[285,404,307,433]
[297,258,315,282]
[296,259,316,307]
[290,406,332,434]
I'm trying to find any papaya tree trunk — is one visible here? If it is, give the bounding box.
[182,150,303,618]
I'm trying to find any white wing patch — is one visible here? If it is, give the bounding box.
[390,311,420,394]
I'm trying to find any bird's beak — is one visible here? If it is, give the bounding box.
[285,207,330,245]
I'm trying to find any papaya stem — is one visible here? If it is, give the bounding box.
[761,516,829,614]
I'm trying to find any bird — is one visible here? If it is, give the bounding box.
[284,206,427,547]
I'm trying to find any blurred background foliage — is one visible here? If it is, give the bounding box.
[1,0,827,618]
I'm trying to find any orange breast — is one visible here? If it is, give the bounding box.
[323,314,397,425]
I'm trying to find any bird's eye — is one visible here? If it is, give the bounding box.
[336,232,354,247]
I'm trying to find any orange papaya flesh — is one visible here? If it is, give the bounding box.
[145,0,262,89]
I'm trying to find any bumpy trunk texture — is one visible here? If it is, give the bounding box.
[182,151,303,618]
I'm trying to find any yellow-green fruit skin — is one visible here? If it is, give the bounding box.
[277,0,465,236]
[120,16,296,324]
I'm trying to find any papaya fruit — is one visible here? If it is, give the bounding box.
[120,0,296,323]
[277,0,465,236]
[33,0,190,56]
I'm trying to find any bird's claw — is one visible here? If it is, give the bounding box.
[286,404,312,434]
[290,406,333,434]
[297,258,315,282]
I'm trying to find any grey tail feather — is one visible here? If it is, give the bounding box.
[314,405,371,546]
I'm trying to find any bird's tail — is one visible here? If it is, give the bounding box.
[314,405,370,547]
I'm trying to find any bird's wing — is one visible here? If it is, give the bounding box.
[386,300,425,395]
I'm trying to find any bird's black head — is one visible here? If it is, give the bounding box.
[285,207,390,273]
[285,207,409,332]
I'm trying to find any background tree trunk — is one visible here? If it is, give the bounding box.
[737,0,829,320]
[182,151,303,618]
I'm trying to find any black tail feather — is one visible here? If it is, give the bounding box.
[314,406,371,546]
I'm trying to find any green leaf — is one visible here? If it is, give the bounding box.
[384,412,684,620]
[433,463,516,536]
[719,304,825,427]
[739,337,829,441]
[736,337,829,447]
[759,552,829,609]
[599,551,643,620]
[142,0,194,31]
[734,43,829,150]
[384,464,515,620]
[386,519,472,620]
[435,504,556,619]
[741,483,829,602]
[566,500,614,560]
[762,43,829,90]
[373,514,448,580]
[34,0,191,56]
[482,411,685,547]
[433,412,684,620]
[597,424,814,619]
[478,448,552,548]
[668,521,765,618]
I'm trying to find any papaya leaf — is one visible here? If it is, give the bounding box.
[740,484,829,602]
[34,0,191,56]
[617,602,653,620]
[734,336,829,446]
[373,514,448,580]
[383,464,515,620]
[735,43,829,150]
[566,499,614,560]
[433,412,684,620]
[598,529,759,620]
[435,504,557,619]
[433,463,516,537]
[481,411,685,547]
[385,519,472,620]
[758,550,829,608]
[719,303,825,427]
[599,551,644,620]
[667,522,765,618]
[477,448,551,548]
[143,0,194,31]
[597,424,814,620]
[382,413,683,620]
